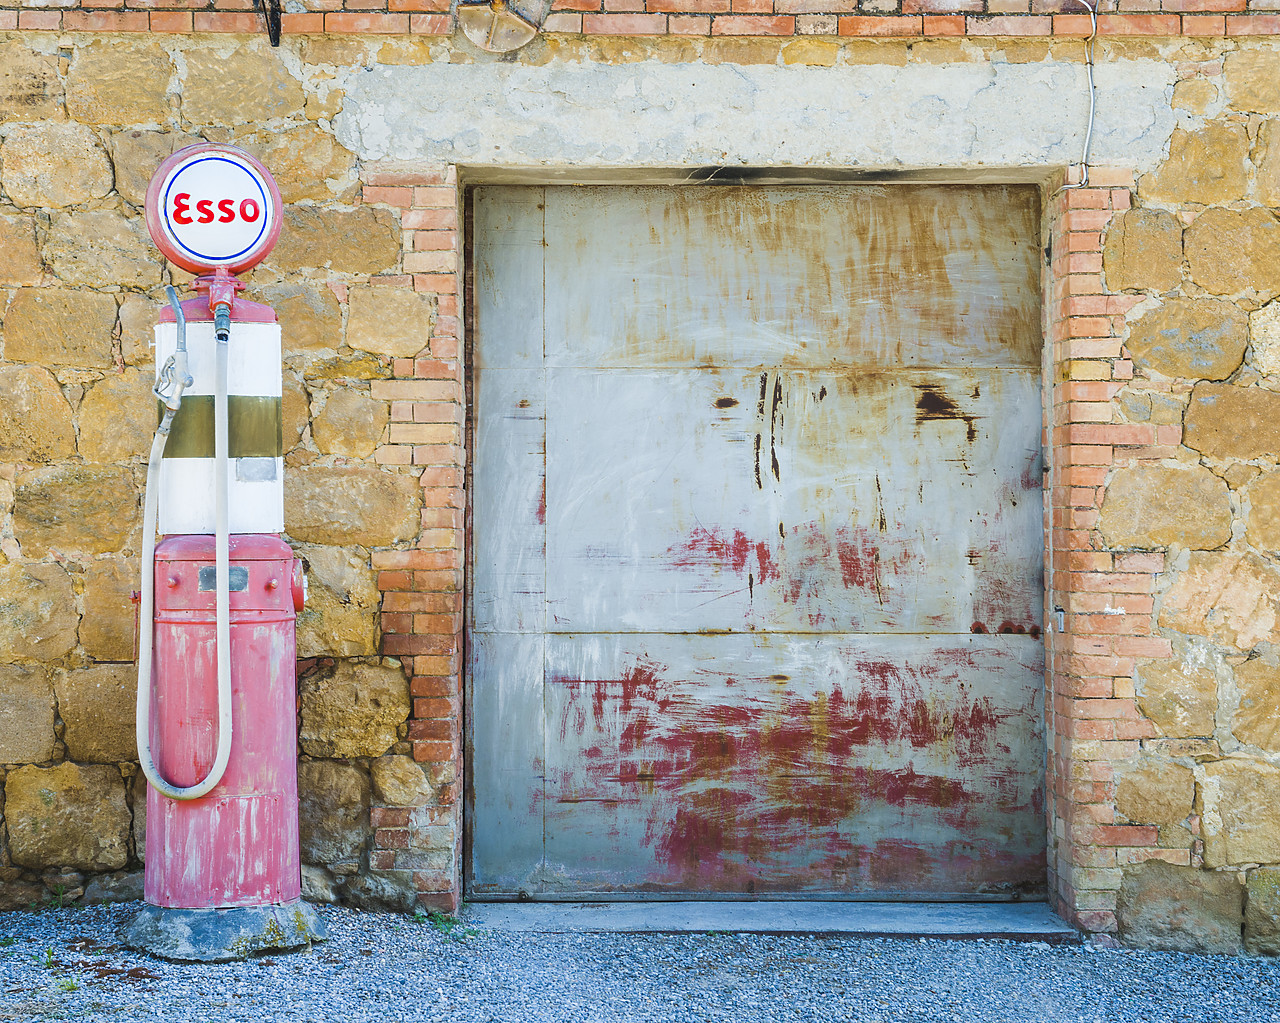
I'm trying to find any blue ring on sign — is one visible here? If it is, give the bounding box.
[162,156,272,265]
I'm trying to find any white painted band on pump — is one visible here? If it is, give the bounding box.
[154,320,284,536]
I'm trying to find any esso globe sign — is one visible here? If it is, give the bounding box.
[145,144,283,276]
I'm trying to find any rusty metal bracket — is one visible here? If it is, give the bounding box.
[257,0,282,47]
[458,0,555,52]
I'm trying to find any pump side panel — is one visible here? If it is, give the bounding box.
[145,542,300,909]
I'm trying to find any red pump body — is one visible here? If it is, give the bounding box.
[144,534,304,909]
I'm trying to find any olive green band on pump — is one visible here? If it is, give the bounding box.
[159,396,284,459]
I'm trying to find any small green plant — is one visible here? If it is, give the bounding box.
[425,910,478,941]
[427,910,457,932]
[0,937,17,949]
[29,942,85,995]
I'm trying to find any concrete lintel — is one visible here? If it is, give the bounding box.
[336,59,1178,173]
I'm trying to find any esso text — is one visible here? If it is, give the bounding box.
[171,194,263,226]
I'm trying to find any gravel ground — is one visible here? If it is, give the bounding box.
[2,903,1279,1023]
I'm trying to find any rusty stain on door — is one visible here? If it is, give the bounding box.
[467,184,1045,899]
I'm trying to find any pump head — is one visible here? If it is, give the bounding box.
[195,269,245,344]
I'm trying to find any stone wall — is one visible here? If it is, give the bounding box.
[4,23,1280,950]
[1036,45,1280,952]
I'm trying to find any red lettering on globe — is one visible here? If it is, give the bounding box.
[169,193,264,227]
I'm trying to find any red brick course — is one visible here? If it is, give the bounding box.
[9,0,1280,36]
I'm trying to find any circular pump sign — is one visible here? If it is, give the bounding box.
[145,144,283,276]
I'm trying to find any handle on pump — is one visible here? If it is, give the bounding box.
[135,286,235,802]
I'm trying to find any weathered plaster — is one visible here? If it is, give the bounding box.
[335,58,1178,171]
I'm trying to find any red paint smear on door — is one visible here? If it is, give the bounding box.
[667,523,1044,639]
[670,525,779,582]
[550,653,1042,893]
[549,659,674,724]
[666,522,920,604]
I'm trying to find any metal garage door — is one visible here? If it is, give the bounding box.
[466,184,1045,900]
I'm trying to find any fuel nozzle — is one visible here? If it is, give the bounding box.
[214,302,232,343]
[154,285,193,417]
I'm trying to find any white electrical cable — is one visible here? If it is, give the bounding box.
[1061,0,1099,191]
[135,288,234,801]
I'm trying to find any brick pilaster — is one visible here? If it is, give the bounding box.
[364,166,465,912]
[1044,169,1177,933]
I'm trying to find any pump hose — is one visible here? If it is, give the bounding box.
[135,288,235,801]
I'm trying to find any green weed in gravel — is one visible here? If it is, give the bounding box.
[421,910,479,941]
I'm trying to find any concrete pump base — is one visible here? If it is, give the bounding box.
[121,901,328,962]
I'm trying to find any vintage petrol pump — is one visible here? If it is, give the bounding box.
[123,144,324,961]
